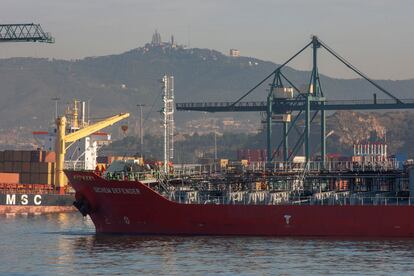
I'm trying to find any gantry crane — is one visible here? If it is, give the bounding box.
[0,23,54,43]
[176,36,414,164]
[55,113,130,191]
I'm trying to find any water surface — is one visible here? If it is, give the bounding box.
[1,213,414,275]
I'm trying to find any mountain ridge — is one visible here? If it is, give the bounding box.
[0,43,413,133]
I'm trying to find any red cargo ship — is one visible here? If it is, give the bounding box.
[67,170,414,237]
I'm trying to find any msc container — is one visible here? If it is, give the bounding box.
[4,150,14,162]
[39,173,53,185]
[21,162,31,173]
[20,173,31,184]
[0,172,20,184]
[12,162,22,173]
[3,161,13,172]
[39,162,54,174]
[22,151,31,162]
[0,151,4,162]
[30,173,40,184]
[12,151,23,162]
[30,162,40,173]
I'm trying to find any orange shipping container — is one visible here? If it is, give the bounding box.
[0,172,20,184]
[43,151,56,163]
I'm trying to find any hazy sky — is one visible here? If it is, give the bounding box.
[1,0,414,80]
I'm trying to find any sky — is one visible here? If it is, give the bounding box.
[1,0,414,80]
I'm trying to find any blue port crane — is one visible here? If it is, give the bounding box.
[0,23,54,43]
[176,36,414,164]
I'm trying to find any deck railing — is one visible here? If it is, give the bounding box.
[64,161,86,170]
[173,160,401,176]
[167,193,414,207]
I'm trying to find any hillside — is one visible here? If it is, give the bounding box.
[1,42,414,133]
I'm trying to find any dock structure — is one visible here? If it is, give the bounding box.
[176,36,414,165]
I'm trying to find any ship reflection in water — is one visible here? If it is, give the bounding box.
[1,213,414,275]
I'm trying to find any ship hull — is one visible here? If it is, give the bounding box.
[0,193,75,215]
[66,171,414,237]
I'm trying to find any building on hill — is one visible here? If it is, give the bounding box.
[148,30,183,50]
[229,49,240,57]
[151,30,162,46]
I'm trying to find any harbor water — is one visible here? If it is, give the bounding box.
[1,213,414,275]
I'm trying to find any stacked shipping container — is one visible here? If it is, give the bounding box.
[237,149,267,162]
[0,150,56,185]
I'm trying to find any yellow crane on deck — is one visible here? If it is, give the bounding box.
[55,113,130,192]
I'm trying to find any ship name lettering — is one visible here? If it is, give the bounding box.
[21,194,28,205]
[73,175,94,181]
[6,194,16,205]
[34,195,42,205]
[5,194,43,205]
[93,187,140,195]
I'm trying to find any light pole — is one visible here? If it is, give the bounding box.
[213,125,219,172]
[51,97,60,119]
[137,104,145,159]
[214,130,218,160]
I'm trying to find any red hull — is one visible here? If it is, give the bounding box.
[66,171,414,237]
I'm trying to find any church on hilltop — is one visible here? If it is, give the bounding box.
[148,30,181,49]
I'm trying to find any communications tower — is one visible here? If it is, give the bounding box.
[162,75,175,173]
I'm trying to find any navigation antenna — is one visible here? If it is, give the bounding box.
[162,74,175,173]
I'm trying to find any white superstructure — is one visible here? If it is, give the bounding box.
[33,100,111,170]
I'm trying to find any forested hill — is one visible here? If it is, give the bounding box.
[0,42,413,132]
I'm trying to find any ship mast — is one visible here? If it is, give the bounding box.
[162,74,175,173]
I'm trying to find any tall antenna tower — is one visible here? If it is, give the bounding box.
[162,74,175,173]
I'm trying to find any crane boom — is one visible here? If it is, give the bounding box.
[65,113,130,143]
[55,113,130,191]
[0,23,54,43]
